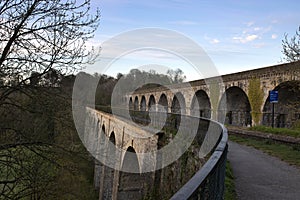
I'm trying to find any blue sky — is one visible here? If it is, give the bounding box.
[86,0,300,81]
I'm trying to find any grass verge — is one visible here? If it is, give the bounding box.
[248,125,300,138]
[224,160,237,200]
[229,134,300,167]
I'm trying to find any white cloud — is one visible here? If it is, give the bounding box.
[233,22,271,45]
[204,35,220,44]
[271,34,278,39]
[246,35,259,41]
[210,38,220,44]
[254,27,262,31]
[233,34,259,44]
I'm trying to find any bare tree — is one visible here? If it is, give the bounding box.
[0,0,100,198]
[0,0,100,141]
[282,26,300,62]
[167,68,186,84]
[0,0,100,90]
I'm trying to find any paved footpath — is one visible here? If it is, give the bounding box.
[228,141,300,200]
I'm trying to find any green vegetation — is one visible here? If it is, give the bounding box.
[0,145,97,199]
[209,82,220,120]
[249,125,300,138]
[230,135,300,166]
[0,55,104,199]
[248,78,264,125]
[0,87,98,199]
[0,1,100,198]
[224,161,237,200]
[89,68,187,107]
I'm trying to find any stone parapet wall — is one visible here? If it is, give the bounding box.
[132,61,300,94]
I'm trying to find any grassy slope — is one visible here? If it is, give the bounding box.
[224,161,237,200]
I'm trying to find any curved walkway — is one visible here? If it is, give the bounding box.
[228,141,300,200]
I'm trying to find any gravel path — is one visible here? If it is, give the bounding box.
[228,141,300,200]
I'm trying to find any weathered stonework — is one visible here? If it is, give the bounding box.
[127,61,300,127]
[88,61,300,200]
[86,108,208,200]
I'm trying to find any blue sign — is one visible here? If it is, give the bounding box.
[269,90,278,103]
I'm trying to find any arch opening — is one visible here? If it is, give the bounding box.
[148,95,156,112]
[262,81,300,128]
[102,132,116,200]
[118,147,143,200]
[98,124,106,159]
[134,96,139,111]
[93,120,101,191]
[129,97,133,110]
[158,93,168,112]
[101,125,106,136]
[140,96,146,111]
[171,92,186,114]
[96,124,107,196]
[218,86,251,126]
[170,92,186,130]
[190,90,211,118]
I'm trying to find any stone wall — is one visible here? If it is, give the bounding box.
[85,108,214,200]
[127,61,300,128]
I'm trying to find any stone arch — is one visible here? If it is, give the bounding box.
[109,132,116,144]
[134,96,139,111]
[92,119,100,153]
[148,95,156,111]
[97,124,106,157]
[88,121,103,156]
[101,124,106,136]
[129,97,133,110]
[118,146,143,200]
[158,93,168,112]
[94,120,101,190]
[93,119,100,153]
[171,92,186,114]
[97,123,107,196]
[102,132,116,200]
[218,86,251,126]
[107,132,116,164]
[190,90,211,118]
[96,124,106,160]
[121,146,140,172]
[140,95,146,111]
[262,80,300,128]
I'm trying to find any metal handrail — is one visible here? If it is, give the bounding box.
[170,120,228,200]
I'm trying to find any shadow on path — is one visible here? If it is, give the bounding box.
[228,141,300,200]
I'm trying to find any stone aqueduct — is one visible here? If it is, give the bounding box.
[86,61,300,200]
[127,61,300,128]
[85,108,160,200]
[86,107,226,200]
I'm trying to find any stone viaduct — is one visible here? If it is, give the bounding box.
[127,61,300,128]
[85,107,159,200]
[84,61,299,200]
[85,107,223,199]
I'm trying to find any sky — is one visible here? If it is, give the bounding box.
[85,0,300,81]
